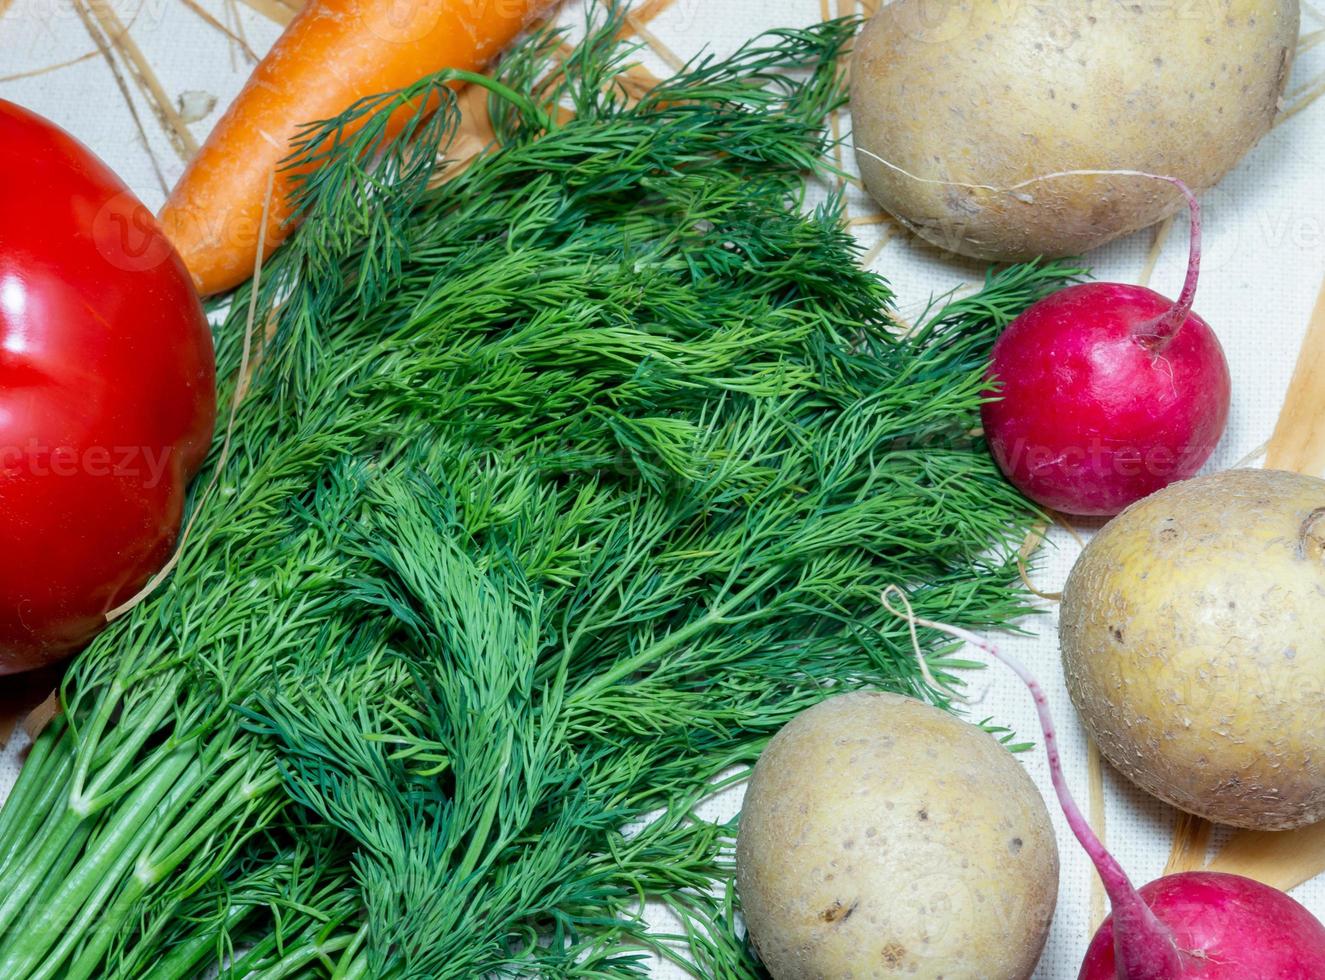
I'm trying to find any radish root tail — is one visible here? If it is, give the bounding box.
[1299,507,1325,561]
[879,586,951,697]
[850,147,1203,352]
[880,586,1185,978]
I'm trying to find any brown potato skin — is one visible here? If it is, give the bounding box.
[736,692,1059,979]
[850,0,1299,261]
[1061,469,1325,830]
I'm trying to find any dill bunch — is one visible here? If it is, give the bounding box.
[0,6,1078,977]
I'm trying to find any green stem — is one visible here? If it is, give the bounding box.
[62,759,280,980]
[144,902,255,980]
[446,68,555,134]
[140,753,250,868]
[332,948,373,980]
[571,566,781,703]
[25,759,212,980]
[0,720,63,847]
[0,744,195,977]
[455,729,514,882]
[13,819,95,936]
[66,681,123,804]
[21,818,143,980]
[223,930,284,977]
[0,808,85,935]
[78,680,183,812]
[241,933,356,980]
[0,733,74,881]
[328,925,369,980]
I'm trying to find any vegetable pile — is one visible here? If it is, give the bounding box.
[0,10,1072,976]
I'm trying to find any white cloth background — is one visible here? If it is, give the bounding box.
[1,0,1322,976]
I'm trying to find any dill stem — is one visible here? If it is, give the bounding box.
[454,729,514,882]
[0,809,86,935]
[34,755,245,980]
[222,930,286,977]
[63,756,279,980]
[328,924,370,980]
[21,821,96,928]
[0,729,74,880]
[446,69,554,133]
[66,680,122,805]
[570,566,781,704]
[24,816,146,980]
[0,745,195,977]
[0,690,188,950]
[241,932,357,980]
[63,764,284,980]
[140,760,280,879]
[331,948,373,980]
[0,720,62,846]
[71,678,182,814]
[146,903,255,980]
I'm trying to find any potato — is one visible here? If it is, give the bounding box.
[1061,468,1325,830]
[736,692,1059,979]
[849,0,1299,261]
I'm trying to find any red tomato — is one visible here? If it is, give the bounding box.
[0,100,216,673]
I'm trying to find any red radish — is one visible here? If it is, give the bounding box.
[981,176,1231,516]
[1079,872,1325,979]
[881,588,1325,980]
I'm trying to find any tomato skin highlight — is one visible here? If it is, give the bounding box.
[0,100,216,673]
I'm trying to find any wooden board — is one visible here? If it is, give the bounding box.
[1267,275,1325,475]
[1169,272,1325,886]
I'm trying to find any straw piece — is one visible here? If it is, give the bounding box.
[0,51,98,84]
[235,0,295,26]
[627,0,674,27]
[1137,214,1174,288]
[179,0,259,62]
[72,0,171,195]
[1206,824,1325,893]
[22,692,60,742]
[625,10,684,72]
[85,0,200,160]
[1266,274,1325,475]
[1014,521,1061,602]
[1088,740,1109,928]
[1279,71,1325,126]
[845,211,892,228]
[1164,811,1212,875]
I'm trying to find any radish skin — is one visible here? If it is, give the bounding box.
[1080,872,1325,980]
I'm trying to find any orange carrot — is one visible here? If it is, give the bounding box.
[160,0,555,296]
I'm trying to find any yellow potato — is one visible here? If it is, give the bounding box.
[736,692,1059,979]
[1061,468,1325,830]
[850,0,1299,261]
